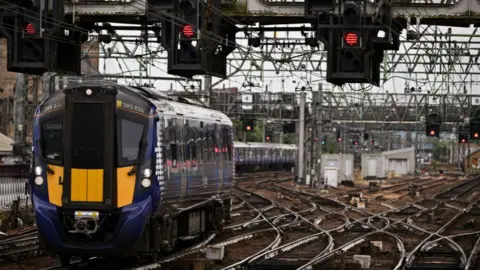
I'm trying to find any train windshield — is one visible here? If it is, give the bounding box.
[41,117,63,162]
[118,118,145,166]
[71,103,105,169]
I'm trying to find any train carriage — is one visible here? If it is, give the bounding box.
[30,82,233,264]
[234,142,296,173]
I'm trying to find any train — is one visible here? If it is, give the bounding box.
[29,82,234,264]
[233,142,297,173]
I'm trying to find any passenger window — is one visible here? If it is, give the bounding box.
[120,119,144,164]
[41,117,63,162]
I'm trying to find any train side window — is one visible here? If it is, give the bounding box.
[41,117,63,162]
[119,119,145,165]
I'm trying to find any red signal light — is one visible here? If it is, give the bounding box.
[246,126,251,131]
[182,24,195,38]
[475,133,479,138]
[461,138,466,143]
[354,141,358,145]
[266,136,270,141]
[430,130,435,136]
[337,138,342,142]
[344,32,358,46]
[25,23,36,35]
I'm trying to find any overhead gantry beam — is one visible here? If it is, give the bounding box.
[62,0,480,24]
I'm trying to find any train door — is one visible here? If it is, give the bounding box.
[185,120,201,197]
[200,121,208,189]
[205,123,214,190]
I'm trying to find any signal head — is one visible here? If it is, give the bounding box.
[343,2,360,25]
[344,32,359,46]
[25,23,36,35]
[182,24,195,38]
[430,130,435,136]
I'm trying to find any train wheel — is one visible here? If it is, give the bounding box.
[59,255,72,266]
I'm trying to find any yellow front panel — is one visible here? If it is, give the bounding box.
[87,169,104,202]
[71,169,87,201]
[116,166,136,208]
[47,165,64,206]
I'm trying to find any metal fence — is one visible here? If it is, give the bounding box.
[0,165,30,210]
[0,177,29,210]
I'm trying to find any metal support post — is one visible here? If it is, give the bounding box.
[298,91,306,184]
[13,73,27,158]
[317,83,323,188]
[262,119,266,143]
[310,103,316,188]
[204,75,212,107]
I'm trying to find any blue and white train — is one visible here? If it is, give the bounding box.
[29,82,233,265]
[234,142,297,173]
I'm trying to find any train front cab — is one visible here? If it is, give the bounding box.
[31,86,156,262]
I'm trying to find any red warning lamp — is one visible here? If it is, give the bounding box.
[475,132,479,138]
[354,141,358,145]
[429,130,435,136]
[246,125,251,131]
[344,32,359,46]
[337,138,342,142]
[314,138,318,141]
[182,24,195,38]
[25,23,36,35]
[461,138,466,143]
[266,136,270,141]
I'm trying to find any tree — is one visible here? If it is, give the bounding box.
[283,133,297,144]
[432,140,450,162]
[232,119,262,142]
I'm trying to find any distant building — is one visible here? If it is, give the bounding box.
[0,132,12,164]
[0,38,100,143]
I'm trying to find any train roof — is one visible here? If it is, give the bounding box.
[234,141,297,149]
[40,81,231,125]
[152,99,232,125]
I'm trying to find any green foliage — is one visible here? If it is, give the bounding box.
[326,140,336,154]
[282,133,297,144]
[232,119,263,142]
[432,140,451,162]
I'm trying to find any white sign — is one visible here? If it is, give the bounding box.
[472,97,480,105]
[241,94,253,103]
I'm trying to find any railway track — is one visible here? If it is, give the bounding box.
[6,173,480,270]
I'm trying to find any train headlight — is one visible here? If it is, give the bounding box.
[141,179,151,188]
[143,169,152,178]
[34,166,42,176]
[34,176,44,186]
